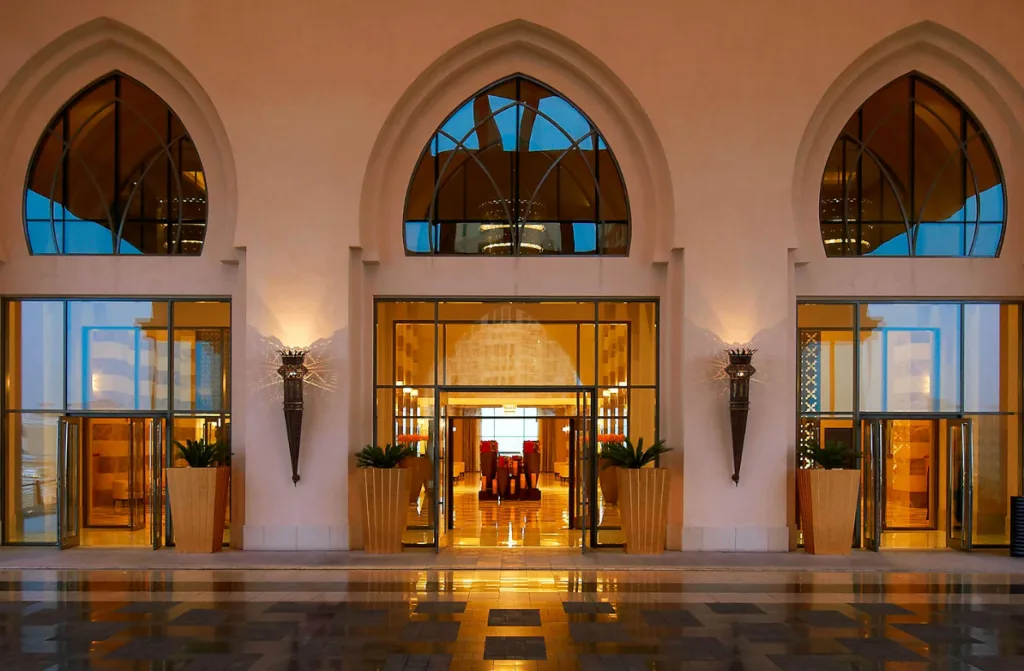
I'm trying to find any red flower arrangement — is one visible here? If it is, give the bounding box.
[497,455,522,469]
[597,433,626,443]
[397,434,428,444]
[523,440,540,454]
[480,440,499,453]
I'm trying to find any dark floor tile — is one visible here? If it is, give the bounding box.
[795,610,858,628]
[117,601,181,614]
[105,635,191,660]
[415,601,467,614]
[181,653,263,671]
[563,602,615,614]
[0,653,58,671]
[402,621,461,642]
[263,602,325,614]
[894,623,982,644]
[578,653,649,671]
[235,621,298,641]
[483,636,547,661]
[836,637,924,662]
[766,655,856,671]
[732,622,793,642]
[488,609,542,626]
[641,609,703,628]
[570,621,630,643]
[959,656,1024,671]
[848,603,913,616]
[383,653,453,671]
[660,636,731,661]
[708,603,765,615]
[172,608,230,626]
[48,621,128,641]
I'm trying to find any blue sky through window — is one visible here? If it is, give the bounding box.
[25,190,140,254]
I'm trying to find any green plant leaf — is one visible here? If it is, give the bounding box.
[356,443,418,468]
[799,439,860,470]
[599,437,671,469]
[174,438,230,468]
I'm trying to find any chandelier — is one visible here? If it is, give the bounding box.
[478,199,546,253]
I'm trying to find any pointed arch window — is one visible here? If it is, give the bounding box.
[24,72,207,255]
[404,75,630,255]
[819,73,1005,257]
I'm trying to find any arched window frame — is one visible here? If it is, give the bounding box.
[23,71,208,256]
[403,74,631,256]
[818,72,1006,258]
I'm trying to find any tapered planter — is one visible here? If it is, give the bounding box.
[166,466,229,553]
[617,467,670,554]
[400,456,431,504]
[797,469,860,555]
[497,466,510,497]
[599,458,619,504]
[361,467,410,554]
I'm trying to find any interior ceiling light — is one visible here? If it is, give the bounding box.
[823,238,872,248]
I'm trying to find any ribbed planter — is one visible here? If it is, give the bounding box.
[166,466,229,553]
[497,466,510,497]
[400,456,431,504]
[797,469,860,555]
[617,467,670,554]
[361,467,410,554]
[599,458,619,504]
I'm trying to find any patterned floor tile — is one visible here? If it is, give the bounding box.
[487,608,541,626]
[483,636,546,661]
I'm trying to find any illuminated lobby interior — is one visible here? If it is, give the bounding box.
[376,300,655,549]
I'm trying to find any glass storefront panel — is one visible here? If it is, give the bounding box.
[443,322,582,387]
[172,301,230,413]
[5,301,64,411]
[376,301,435,392]
[597,324,628,387]
[964,303,1020,413]
[3,413,59,543]
[970,413,1021,546]
[859,303,961,412]
[66,301,169,411]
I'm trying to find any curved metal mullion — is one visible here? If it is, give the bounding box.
[115,132,189,251]
[50,100,117,252]
[841,135,914,254]
[521,131,599,222]
[432,128,513,227]
[58,146,118,253]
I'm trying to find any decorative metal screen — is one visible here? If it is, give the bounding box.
[404,75,629,256]
[24,72,207,255]
[819,73,1005,257]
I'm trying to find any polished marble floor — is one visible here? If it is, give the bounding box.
[2,567,1024,669]
[407,474,625,548]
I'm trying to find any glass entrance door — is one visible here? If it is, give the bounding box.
[947,418,974,551]
[568,391,595,550]
[56,417,82,549]
[435,399,449,552]
[861,419,883,552]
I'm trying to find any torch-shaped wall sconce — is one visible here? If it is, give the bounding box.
[277,349,309,485]
[724,348,756,485]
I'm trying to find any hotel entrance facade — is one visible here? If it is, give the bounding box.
[375,299,657,549]
[1,6,1024,555]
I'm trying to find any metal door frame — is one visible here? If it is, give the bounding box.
[56,416,83,549]
[946,417,974,551]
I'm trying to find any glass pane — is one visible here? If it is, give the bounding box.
[435,223,513,254]
[6,301,65,410]
[797,303,854,329]
[444,322,581,386]
[375,302,435,387]
[598,145,628,221]
[970,414,1021,546]
[964,304,1020,413]
[884,418,937,530]
[913,98,964,224]
[915,223,965,256]
[627,388,657,449]
[799,329,855,413]
[172,301,230,413]
[599,302,657,386]
[66,301,169,410]
[579,323,595,386]
[859,303,960,412]
[598,324,628,387]
[862,223,911,256]
[4,413,59,543]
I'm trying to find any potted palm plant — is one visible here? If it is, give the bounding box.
[166,439,230,553]
[797,439,860,555]
[601,438,672,554]
[357,443,417,554]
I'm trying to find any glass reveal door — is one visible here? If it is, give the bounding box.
[947,418,974,551]
[149,418,165,550]
[569,391,594,551]
[861,419,884,552]
[435,401,449,552]
[57,417,82,549]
